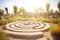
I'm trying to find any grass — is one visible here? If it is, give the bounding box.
[0,15,60,26]
[0,31,9,40]
[37,16,60,23]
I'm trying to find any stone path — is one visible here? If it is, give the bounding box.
[44,31,54,40]
[0,21,56,40]
[8,31,54,40]
[9,37,47,40]
[4,21,50,36]
[3,21,51,40]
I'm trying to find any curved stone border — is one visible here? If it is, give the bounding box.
[3,21,50,38]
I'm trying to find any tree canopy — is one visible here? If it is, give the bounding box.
[46,3,50,12]
[58,2,60,12]
[13,6,18,14]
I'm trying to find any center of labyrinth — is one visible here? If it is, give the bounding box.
[3,21,50,39]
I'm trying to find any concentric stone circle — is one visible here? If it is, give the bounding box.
[4,21,50,38]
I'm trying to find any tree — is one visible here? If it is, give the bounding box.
[19,7,26,17]
[19,7,26,13]
[0,9,4,15]
[50,9,54,13]
[0,9,4,20]
[5,7,8,13]
[55,10,60,15]
[58,2,60,12]
[13,6,18,14]
[46,3,50,12]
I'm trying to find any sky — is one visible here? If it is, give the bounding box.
[0,0,60,13]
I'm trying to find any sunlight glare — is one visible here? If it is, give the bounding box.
[20,0,47,13]
[4,0,48,13]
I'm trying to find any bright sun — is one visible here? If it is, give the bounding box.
[22,0,46,13]
[5,0,48,13]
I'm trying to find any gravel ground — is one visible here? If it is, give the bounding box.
[9,31,54,40]
[9,37,47,40]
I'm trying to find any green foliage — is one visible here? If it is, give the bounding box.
[13,6,18,14]
[4,16,10,19]
[8,16,24,22]
[0,9,4,16]
[19,7,26,13]
[53,18,60,23]
[8,16,35,22]
[50,9,54,13]
[5,7,8,13]
[37,17,53,23]
[58,2,60,12]
[37,17,60,23]
[0,31,9,40]
[49,24,60,35]
[23,17,35,21]
[0,20,7,25]
[46,3,50,12]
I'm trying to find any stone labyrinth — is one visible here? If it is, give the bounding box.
[4,21,50,39]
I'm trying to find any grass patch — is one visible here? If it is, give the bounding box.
[0,31,10,40]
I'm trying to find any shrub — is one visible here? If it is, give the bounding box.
[53,18,60,23]
[24,17,34,21]
[37,17,53,23]
[49,24,60,35]
[8,16,24,22]
[0,20,7,25]
[0,31,9,40]
[4,16,10,19]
